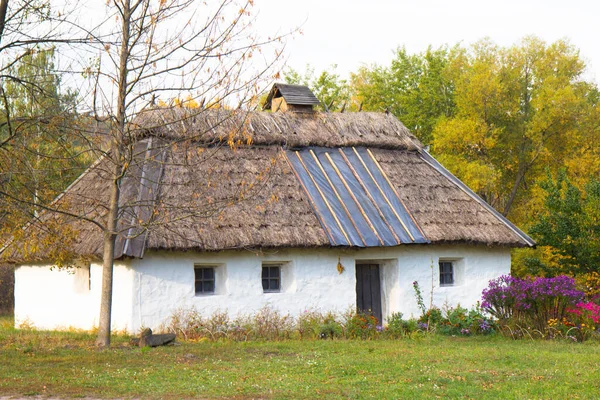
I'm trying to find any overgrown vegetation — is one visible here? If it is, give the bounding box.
[163,301,499,343]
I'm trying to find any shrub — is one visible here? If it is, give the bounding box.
[385,312,405,338]
[165,303,500,343]
[565,302,600,341]
[426,304,496,336]
[344,311,379,339]
[385,312,419,338]
[482,275,584,332]
[296,309,326,339]
[418,306,443,331]
[252,306,293,340]
[318,317,342,339]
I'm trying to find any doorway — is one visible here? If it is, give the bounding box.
[355,263,383,324]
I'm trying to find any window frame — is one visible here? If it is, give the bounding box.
[194,266,216,295]
[262,264,281,293]
[439,260,455,286]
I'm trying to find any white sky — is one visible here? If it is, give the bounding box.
[254,0,600,83]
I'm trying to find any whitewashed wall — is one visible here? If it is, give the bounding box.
[14,245,510,333]
[129,245,510,332]
[14,261,133,331]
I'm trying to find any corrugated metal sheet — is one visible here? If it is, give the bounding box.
[286,147,429,247]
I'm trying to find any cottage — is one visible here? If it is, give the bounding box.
[8,84,534,332]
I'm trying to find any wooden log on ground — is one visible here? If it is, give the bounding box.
[138,328,176,347]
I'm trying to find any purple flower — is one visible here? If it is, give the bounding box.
[479,320,491,332]
[418,322,428,330]
[376,325,383,332]
[481,274,584,324]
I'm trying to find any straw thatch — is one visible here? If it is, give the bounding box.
[374,150,529,246]
[4,108,533,263]
[134,108,423,151]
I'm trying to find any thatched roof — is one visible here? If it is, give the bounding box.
[4,108,533,263]
[134,108,422,151]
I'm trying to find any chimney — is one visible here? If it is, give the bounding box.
[262,83,320,113]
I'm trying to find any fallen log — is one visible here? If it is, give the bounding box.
[137,328,176,347]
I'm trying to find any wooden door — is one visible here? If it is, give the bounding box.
[355,264,382,324]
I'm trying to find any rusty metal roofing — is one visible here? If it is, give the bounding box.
[286,146,429,247]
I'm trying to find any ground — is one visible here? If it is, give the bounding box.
[1,317,599,399]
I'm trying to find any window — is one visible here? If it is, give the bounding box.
[262,265,281,293]
[439,261,454,286]
[194,267,215,295]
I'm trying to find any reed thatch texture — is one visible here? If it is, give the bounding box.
[134,108,422,151]
[371,149,529,246]
[4,108,532,262]
[143,144,329,251]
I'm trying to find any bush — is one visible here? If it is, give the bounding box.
[565,301,600,341]
[482,275,585,332]
[385,312,419,338]
[411,280,494,336]
[252,306,293,340]
[344,311,380,339]
[296,309,326,339]
[479,274,600,341]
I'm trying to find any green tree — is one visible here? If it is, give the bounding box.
[284,64,352,111]
[352,46,455,143]
[0,47,86,231]
[522,170,600,276]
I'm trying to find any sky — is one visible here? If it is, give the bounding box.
[254,0,600,82]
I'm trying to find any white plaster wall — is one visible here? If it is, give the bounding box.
[14,261,134,331]
[14,244,510,333]
[129,250,357,333]
[130,245,510,332]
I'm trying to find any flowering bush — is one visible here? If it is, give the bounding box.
[564,301,600,341]
[344,312,379,339]
[482,275,584,331]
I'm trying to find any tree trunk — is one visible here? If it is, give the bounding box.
[503,165,526,217]
[95,167,120,347]
[96,0,131,348]
[0,0,9,45]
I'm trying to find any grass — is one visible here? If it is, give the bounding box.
[1,316,600,399]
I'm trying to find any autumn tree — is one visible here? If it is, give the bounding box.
[0,0,288,347]
[431,37,594,220]
[1,1,90,243]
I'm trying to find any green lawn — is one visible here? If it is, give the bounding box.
[1,316,599,399]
